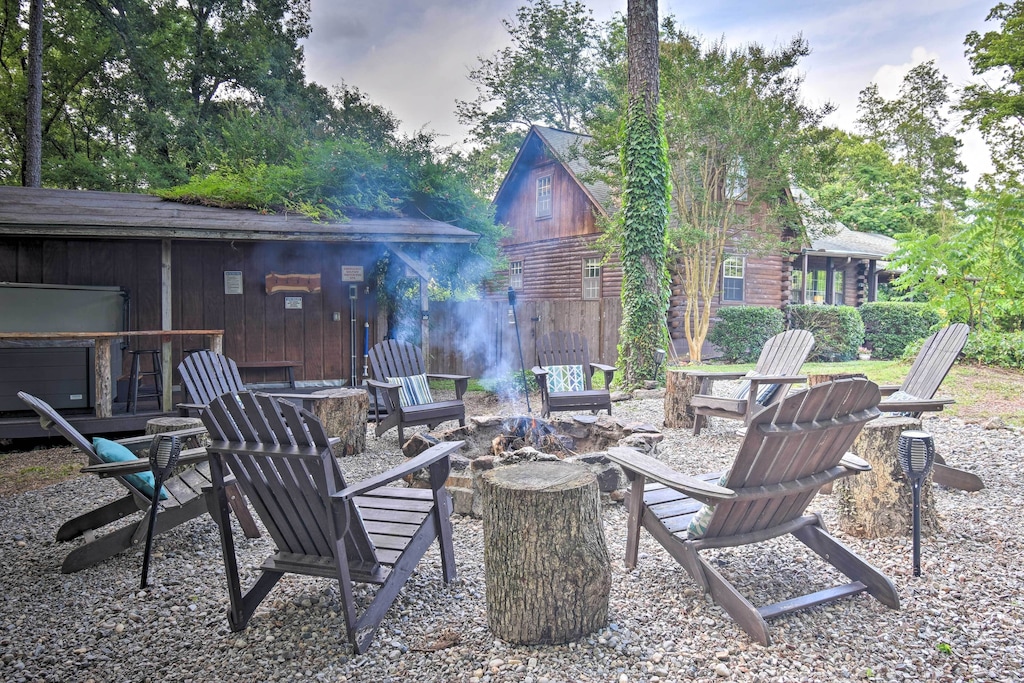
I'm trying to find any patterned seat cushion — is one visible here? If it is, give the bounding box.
[386,373,434,408]
[687,474,730,538]
[544,364,586,393]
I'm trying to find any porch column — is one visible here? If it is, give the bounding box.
[161,239,173,410]
[420,276,430,372]
[825,257,835,305]
[801,253,809,304]
[867,261,878,302]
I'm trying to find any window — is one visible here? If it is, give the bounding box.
[509,260,523,290]
[833,271,845,305]
[725,163,749,201]
[536,174,552,218]
[721,256,745,302]
[807,270,827,304]
[791,270,803,304]
[582,258,601,300]
[792,269,834,305]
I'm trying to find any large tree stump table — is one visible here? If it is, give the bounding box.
[664,369,701,429]
[836,415,939,538]
[145,416,209,448]
[480,461,611,645]
[309,388,368,456]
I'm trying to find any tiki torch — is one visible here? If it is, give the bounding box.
[141,434,182,588]
[897,430,936,577]
[507,287,531,415]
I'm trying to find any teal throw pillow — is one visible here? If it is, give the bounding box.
[92,437,168,500]
[544,364,585,393]
[386,374,434,408]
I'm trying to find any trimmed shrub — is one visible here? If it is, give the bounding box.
[960,330,1024,370]
[788,305,864,362]
[859,302,940,359]
[708,306,786,363]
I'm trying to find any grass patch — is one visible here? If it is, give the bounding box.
[667,359,1024,427]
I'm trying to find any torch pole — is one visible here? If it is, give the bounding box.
[508,287,531,415]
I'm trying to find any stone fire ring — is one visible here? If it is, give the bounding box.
[402,413,664,517]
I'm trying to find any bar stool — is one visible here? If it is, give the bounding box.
[126,349,163,414]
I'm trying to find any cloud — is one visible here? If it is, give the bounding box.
[872,46,942,99]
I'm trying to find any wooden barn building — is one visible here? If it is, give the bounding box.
[491,125,896,360]
[0,187,477,436]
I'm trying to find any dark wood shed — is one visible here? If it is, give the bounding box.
[0,187,478,435]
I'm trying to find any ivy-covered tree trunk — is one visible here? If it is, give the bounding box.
[618,0,670,388]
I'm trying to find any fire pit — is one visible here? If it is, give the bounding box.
[403,413,664,517]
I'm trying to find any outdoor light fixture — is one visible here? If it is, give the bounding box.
[507,287,531,414]
[141,434,182,588]
[897,430,936,577]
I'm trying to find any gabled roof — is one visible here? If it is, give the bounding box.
[0,187,480,244]
[494,125,612,217]
[792,187,897,261]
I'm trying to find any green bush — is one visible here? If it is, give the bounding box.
[960,330,1024,370]
[787,305,864,362]
[708,306,786,362]
[859,302,940,359]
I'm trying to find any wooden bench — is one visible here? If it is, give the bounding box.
[234,360,301,388]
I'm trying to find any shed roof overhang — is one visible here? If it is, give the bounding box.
[0,187,479,245]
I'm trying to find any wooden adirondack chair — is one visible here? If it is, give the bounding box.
[17,391,259,573]
[532,331,616,418]
[877,323,979,491]
[877,323,969,416]
[177,350,324,415]
[366,339,469,444]
[607,378,900,645]
[689,329,815,435]
[201,390,462,653]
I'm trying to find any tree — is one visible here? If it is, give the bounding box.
[810,129,928,237]
[960,0,1024,176]
[659,26,829,362]
[616,0,669,387]
[890,179,1024,331]
[456,0,609,193]
[23,0,41,186]
[856,61,967,225]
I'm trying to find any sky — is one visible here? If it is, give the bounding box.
[301,0,998,185]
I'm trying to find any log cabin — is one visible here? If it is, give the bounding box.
[0,187,478,437]
[491,125,896,359]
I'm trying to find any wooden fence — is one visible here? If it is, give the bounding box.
[426,297,622,378]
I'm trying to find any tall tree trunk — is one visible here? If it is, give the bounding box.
[618,0,669,387]
[24,0,43,187]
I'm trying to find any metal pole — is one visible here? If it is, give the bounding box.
[508,288,531,414]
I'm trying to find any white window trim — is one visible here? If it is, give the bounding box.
[536,174,552,218]
[509,260,523,290]
[722,255,745,302]
[582,257,601,300]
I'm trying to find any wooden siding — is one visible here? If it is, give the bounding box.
[0,236,384,384]
[427,297,622,377]
[494,137,601,247]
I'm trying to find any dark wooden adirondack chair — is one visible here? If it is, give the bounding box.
[366,339,469,444]
[877,323,969,416]
[877,323,978,490]
[17,391,259,573]
[689,329,815,435]
[607,378,899,645]
[532,331,616,418]
[202,391,462,653]
[178,350,322,415]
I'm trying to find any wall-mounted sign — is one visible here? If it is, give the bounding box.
[284,296,303,310]
[265,272,321,294]
[224,271,243,295]
[341,266,364,282]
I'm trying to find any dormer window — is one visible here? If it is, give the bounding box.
[536,175,552,218]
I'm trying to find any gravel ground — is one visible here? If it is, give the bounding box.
[1,389,1023,683]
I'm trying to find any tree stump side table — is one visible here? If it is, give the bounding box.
[145,416,209,448]
[480,461,611,645]
[664,370,700,429]
[309,388,368,456]
[835,415,940,538]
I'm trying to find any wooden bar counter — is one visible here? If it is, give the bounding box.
[0,330,223,418]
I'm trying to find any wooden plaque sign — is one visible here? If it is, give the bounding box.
[265,272,321,294]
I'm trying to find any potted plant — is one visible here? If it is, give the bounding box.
[858,346,872,361]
